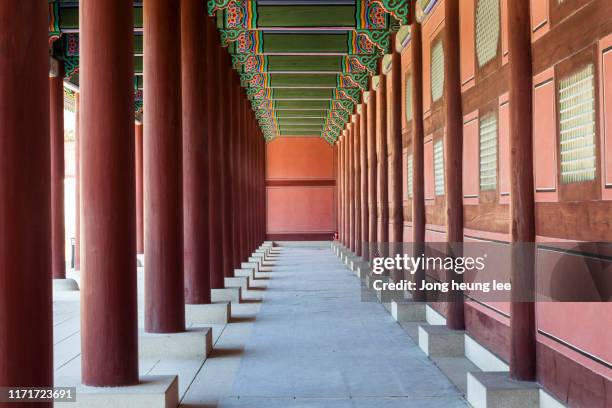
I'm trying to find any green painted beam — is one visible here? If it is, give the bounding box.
[134,35,143,54]
[274,100,331,110]
[257,5,355,27]
[59,6,143,29]
[277,118,326,125]
[272,88,333,99]
[263,33,348,54]
[275,110,327,118]
[280,130,322,136]
[270,74,337,88]
[134,56,143,73]
[279,126,324,131]
[267,56,342,72]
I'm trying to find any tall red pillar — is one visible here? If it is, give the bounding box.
[144,0,185,333]
[232,74,242,269]
[221,51,235,278]
[0,2,52,400]
[444,0,465,331]
[182,0,211,304]
[135,122,144,254]
[344,129,350,247]
[339,134,343,244]
[50,59,66,279]
[376,75,389,249]
[508,0,536,381]
[411,12,426,302]
[360,104,369,258]
[207,19,225,289]
[239,97,248,261]
[80,0,138,385]
[388,48,403,246]
[354,114,362,256]
[74,92,81,270]
[348,122,355,251]
[248,119,254,252]
[367,84,378,259]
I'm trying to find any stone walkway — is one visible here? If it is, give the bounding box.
[182,244,467,407]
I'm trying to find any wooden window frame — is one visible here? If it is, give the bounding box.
[555,45,601,202]
[430,30,446,114]
[478,102,499,204]
[474,0,502,82]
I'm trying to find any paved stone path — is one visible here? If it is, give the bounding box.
[185,245,467,408]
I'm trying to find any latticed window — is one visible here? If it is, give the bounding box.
[434,139,444,195]
[558,64,596,184]
[431,40,444,102]
[407,153,414,198]
[479,114,498,191]
[475,0,500,68]
[405,73,413,122]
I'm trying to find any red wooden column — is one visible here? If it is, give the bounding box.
[388,48,403,247]
[232,74,242,269]
[258,135,265,244]
[339,136,344,244]
[74,91,81,270]
[348,123,355,252]
[339,133,344,245]
[144,0,185,333]
[220,50,235,278]
[80,0,138,385]
[376,75,389,251]
[206,19,225,289]
[239,97,248,260]
[135,122,144,254]
[444,0,465,330]
[411,13,426,302]
[508,0,536,381]
[245,117,252,253]
[50,59,66,279]
[0,2,52,398]
[250,119,256,251]
[367,84,378,260]
[342,131,351,249]
[354,114,362,256]
[360,104,369,259]
[182,0,211,304]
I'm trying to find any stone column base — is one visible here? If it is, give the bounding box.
[55,375,178,408]
[391,300,426,322]
[418,324,465,357]
[241,261,259,273]
[225,276,249,291]
[186,302,231,325]
[235,268,255,280]
[467,372,539,408]
[211,287,242,303]
[138,327,212,358]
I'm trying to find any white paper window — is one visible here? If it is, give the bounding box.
[434,139,445,196]
[475,0,500,68]
[405,73,413,122]
[479,114,498,191]
[407,153,414,198]
[431,40,444,102]
[559,64,596,184]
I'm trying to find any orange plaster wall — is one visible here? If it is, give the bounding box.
[266,136,335,180]
[266,137,336,239]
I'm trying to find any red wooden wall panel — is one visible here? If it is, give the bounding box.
[266,187,335,233]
